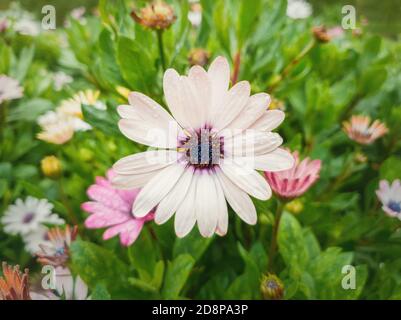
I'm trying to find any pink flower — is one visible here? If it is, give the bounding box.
[264,151,321,200]
[376,180,401,219]
[81,170,154,246]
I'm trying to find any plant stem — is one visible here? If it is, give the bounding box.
[267,39,316,93]
[268,200,285,272]
[0,101,9,142]
[231,51,241,85]
[156,30,166,72]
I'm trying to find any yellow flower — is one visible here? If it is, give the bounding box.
[116,86,130,99]
[41,155,62,179]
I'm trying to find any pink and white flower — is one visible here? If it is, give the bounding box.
[112,56,294,238]
[0,75,23,104]
[343,115,388,145]
[81,170,154,246]
[265,151,321,200]
[376,180,401,219]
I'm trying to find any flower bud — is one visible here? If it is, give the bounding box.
[41,156,61,179]
[285,199,304,214]
[260,273,284,300]
[312,26,331,43]
[116,86,130,99]
[131,1,176,30]
[188,48,209,67]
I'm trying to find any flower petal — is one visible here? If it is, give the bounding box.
[251,148,295,172]
[250,110,285,132]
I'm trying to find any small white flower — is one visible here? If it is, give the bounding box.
[376,180,401,219]
[14,17,40,36]
[188,2,202,27]
[53,72,73,91]
[70,7,86,21]
[286,0,312,20]
[1,196,64,236]
[37,111,76,144]
[22,226,52,254]
[0,75,23,104]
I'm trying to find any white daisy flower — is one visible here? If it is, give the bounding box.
[0,75,23,104]
[1,196,64,235]
[188,1,202,27]
[37,111,76,145]
[14,17,41,36]
[112,56,294,238]
[286,0,312,20]
[376,180,401,219]
[22,226,52,254]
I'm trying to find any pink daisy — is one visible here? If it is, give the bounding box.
[264,151,321,200]
[81,170,154,246]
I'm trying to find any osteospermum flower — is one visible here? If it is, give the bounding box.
[37,111,76,144]
[58,90,106,119]
[0,262,31,300]
[343,115,388,145]
[376,180,401,219]
[265,151,321,200]
[30,267,90,300]
[22,226,52,254]
[81,170,154,246]
[0,75,23,104]
[131,0,176,30]
[36,225,78,267]
[1,196,64,235]
[112,56,294,237]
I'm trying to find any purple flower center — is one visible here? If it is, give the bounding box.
[181,128,223,169]
[23,212,35,224]
[388,201,401,213]
[266,280,279,289]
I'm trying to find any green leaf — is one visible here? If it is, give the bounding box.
[237,0,262,48]
[70,240,129,294]
[91,283,111,300]
[173,228,213,261]
[162,254,195,299]
[10,45,35,82]
[380,156,401,181]
[81,104,119,135]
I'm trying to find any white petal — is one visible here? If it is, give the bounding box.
[111,170,160,189]
[226,93,271,131]
[216,169,257,225]
[163,69,192,129]
[214,175,228,236]
[132,164,186,217]
[243,148,295,172]
[174,174,198,237]
[113,150,178,175]
[250,110,285,132]
[223,131,283,157]
[187,65,211,125]
[220,161,272,200]
[208,56,230,121]
[117,92,182,148]
[212,81,250,131]
[195,171,218,237]
[155,167,195,225]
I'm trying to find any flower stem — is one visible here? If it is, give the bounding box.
[156,30,166,72]
[0,101,9,143]
[231,51,241,85]
[267,39,316,93]
[268,200,285,272]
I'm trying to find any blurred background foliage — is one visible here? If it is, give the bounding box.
[0,0,401,299]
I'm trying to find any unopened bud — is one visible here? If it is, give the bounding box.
[41,156,61,179]
[131,1,176,30]
[260,273,284,300]
[312,26,331,43]
[285,199,304,214]
[188,48,209,67]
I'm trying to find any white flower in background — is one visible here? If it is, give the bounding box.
[1,197,64,235]
[14,17,41,36]
[53,72,73,91]
[0,19,8,32]
[22,226,52,254]
[188,1,202,27]
[286,0,312,20]
[37,111,76,144]
[70,7,86,20]
[30,267,90,300]
[58,90,106,119]
[0,75,23,104]
[376,180,401,219]
[112,56,294,238]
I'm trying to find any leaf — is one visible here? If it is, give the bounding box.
[81,104,120,135]
[237,0,262,48]
[380,156,401,181]
[70,240,129,294]
[91,283,111,300]
[10,45,35,82]
[162,254,195,299]
[173,228,213,261]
